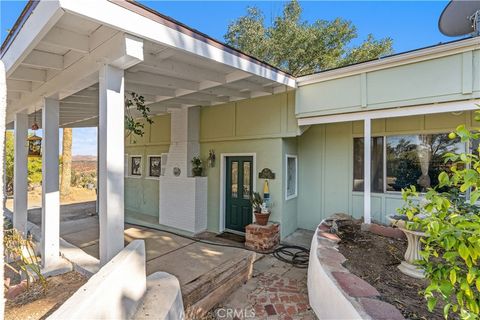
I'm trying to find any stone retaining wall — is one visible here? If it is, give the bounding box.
[307,222,405,320]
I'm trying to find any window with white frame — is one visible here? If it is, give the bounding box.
[129,155,143,177]
[148,155,162,178]
[353,133,465,193]
[286,154,298,200]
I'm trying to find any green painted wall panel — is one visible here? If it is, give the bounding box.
[125,114,170,217]
[323,123,352,216]
[281,137,298,236]
[200,92,298,142]
[149,114,171,144]
[296,75,362,115]
[200,103,236,140]
[236,95,283,136]
[296,49,480,118]
[367,54,463,104]
[200,139,284,235]
[424,112,468,130]
[297,125,324,229]
[385,115,424,132]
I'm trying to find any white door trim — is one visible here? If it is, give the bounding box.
[219,153,257,233]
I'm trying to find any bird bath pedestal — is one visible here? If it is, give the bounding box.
[390,219,426,279]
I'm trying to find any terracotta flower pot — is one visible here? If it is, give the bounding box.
[255,212,270,226]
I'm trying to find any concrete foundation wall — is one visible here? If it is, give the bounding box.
[49,240,147,320]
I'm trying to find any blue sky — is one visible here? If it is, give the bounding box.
[1,0,463,155]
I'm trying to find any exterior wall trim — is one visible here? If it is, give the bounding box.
[298,99,480,126]
[285,154,298,201]
[219,153,257,234]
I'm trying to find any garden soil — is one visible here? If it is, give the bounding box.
[337,223,445,320]
[5,271,87,320]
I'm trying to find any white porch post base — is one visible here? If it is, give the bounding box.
[41,98,60,268]
[363,117,371,224]
[13,112,28,235]
[98,64,125,265]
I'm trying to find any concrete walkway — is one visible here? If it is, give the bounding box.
[15,201,251,286]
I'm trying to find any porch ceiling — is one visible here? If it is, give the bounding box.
[4,3,295,129]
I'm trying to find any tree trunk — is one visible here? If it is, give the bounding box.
[61,128,72,195]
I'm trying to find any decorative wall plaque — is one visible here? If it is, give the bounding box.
[173,167,181,177]
[258,168,275,179]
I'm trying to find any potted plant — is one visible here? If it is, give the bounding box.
[191,156,203,177]
[250,192,270,225]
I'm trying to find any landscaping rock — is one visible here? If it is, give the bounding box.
[366,223,406,240]
[332,272,380,298]
[359,298,405,320]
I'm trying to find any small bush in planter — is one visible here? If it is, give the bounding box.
[400,122,480,319]
[191,156,203,177]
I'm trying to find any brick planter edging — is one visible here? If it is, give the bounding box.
[308,221,405,320]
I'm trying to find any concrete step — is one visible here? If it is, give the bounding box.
[134,272,184,320]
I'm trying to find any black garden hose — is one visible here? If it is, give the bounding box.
[126,222,311,268]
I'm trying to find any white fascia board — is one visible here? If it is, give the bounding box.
[297,38,480,86]
[1,1,64,76]
[58,0,297,88]
[298,99,480,126]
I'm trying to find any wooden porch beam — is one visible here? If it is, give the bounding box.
[42,27,89,54]
[22,50,64,70]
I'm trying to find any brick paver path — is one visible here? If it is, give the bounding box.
[210,255,317,320]
[249,274,315,320]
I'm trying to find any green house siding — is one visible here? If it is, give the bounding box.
[200,91,298,142]
[297,111,480,230]
[125,92,299,238]
[296,49,480,118]
[281,137,298,236]
[124,114,171,217]
[199,91,298,237]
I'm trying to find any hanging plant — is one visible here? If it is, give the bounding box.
[125,92,154,142]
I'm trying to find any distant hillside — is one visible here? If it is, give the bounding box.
[72,155,97,162]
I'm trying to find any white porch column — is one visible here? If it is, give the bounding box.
[98,64,125,265]
[13,112,29,235]
[363,117,372,224]
[41,98,60,268]
[1,60,8,317]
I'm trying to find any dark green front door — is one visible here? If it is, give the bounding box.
[225,156,253,232]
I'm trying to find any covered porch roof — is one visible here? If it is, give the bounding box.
[2,0,296,128]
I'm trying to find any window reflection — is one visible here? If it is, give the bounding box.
[243,162,251,199]
[353,137,384,192]
[386,134,464,192]
[232,161,238,198]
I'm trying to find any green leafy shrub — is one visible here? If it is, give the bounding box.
[400,123,480,319]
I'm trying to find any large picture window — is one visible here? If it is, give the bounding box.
[353,133,465,193]
[353,137,384,192]
[386,134,464,192]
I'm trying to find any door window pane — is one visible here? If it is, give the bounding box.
[386,134,464,192]
[353,137,384,192]
[231,161,238,198]
[243,162,251,199]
